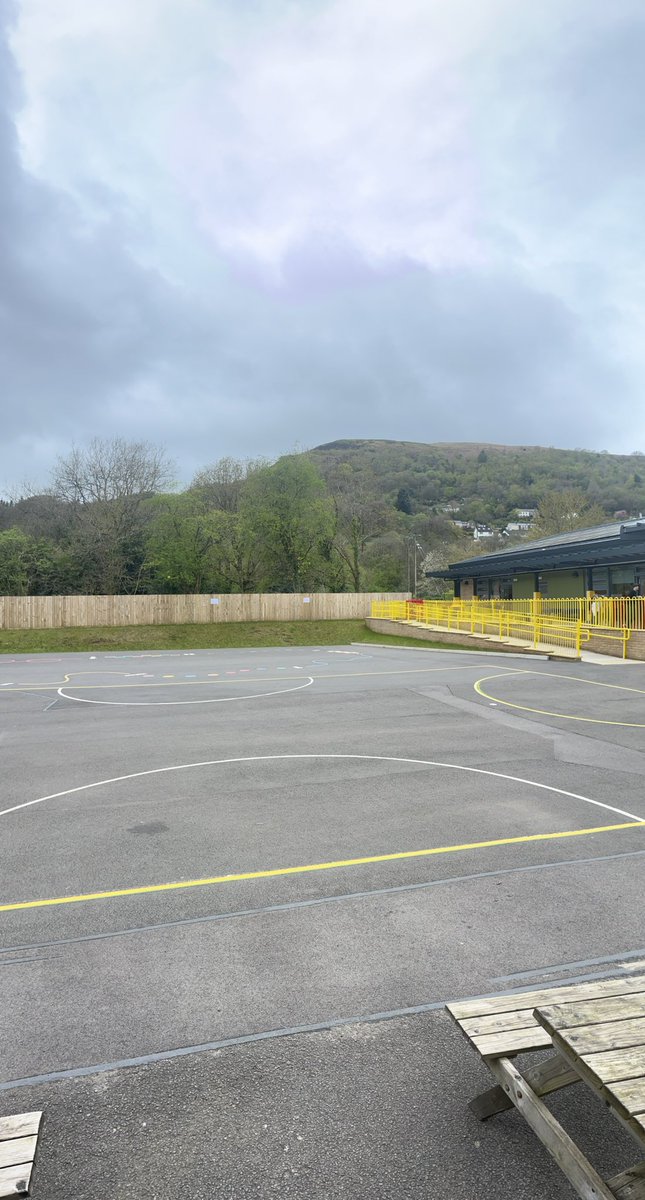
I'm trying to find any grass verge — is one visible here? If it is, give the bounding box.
[0,620,486,654]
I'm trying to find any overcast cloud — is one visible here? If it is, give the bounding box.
[1,0,645,493]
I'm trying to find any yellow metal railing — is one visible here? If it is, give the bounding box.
[370,596,637,658]
[371,596,644,629]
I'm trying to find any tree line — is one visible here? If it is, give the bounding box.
[0,439,450,595]
[0,438,620,597]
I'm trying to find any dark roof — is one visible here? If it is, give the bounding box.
[441,519,645,580]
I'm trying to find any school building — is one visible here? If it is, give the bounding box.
[441,519,645,600]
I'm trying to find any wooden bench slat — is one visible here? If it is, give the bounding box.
[0,1115,41,1144]
[460,1009,537,1036]
[578,1047,645,1086]
[538,996,645,1032]
[557,1017,645,1057]
[0,1161,33,1199]
[610,1081,645,1117]
[0,1141,37,1173]
[608,1161,645,1199]
[448,974,645,1021]
[472,1026,553,1058]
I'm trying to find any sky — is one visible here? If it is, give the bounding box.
[2,0,645,494]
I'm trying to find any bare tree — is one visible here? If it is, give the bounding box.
[327,464,389,590]
[51,438,173,505]
[533,489,607,538]
[189,456,267,513]
[49,438,175,592]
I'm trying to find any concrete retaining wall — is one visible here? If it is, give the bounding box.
[366,618,541,654]
[368,618,645,661]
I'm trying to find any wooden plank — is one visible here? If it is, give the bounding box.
[524,1053,582,1098]
[538,995,645,1032]
[0,1139,36,1171]
[554,1018,645,1057]
[0,1115,41,1143]
[546,1033,645,1150]
[608,1161,645,1199]
[472,1026,553,1058]
[577,1046,645,1085]
[468,1083,513,1120]
[469,1053,580,1120]
[460,1009,538,1036]
[610,1081,645,1116]
[448,974,645,1021]
[488,1057,616,1200]
[0,1161,33,1198]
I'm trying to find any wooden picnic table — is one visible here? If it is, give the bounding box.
[0,1112,42,1197]
[535,988,645,1197]
[448,973,645,1200]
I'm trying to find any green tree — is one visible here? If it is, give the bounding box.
[0,528,76,594]
[145,495,261,593]
[241,457,335,591]
[0,529,35,594]
[395,487,413,514]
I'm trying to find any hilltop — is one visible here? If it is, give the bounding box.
[307,440,645,526]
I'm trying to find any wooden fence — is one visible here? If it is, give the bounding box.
[0,592,410,630]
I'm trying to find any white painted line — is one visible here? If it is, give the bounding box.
[55,677,315,708]
[1,753,642,822]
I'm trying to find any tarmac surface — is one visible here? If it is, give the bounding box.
[2,642,645,1197]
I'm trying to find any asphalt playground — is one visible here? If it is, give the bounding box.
[2,641,645,1198]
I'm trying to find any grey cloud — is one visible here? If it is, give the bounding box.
[1,0,644,494]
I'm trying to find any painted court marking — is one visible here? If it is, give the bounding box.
[4,846,645,954]
[474,669,645,728]
[2,752,642,822]
[1,819,643,913]
[0,663,516,692]
[56,676,315,707]
[2,753,644,912]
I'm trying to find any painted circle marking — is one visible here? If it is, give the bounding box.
[56,677,314,707]
[474,670,645,728]
[1,753,642,823]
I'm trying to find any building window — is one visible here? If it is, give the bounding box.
[591,567,609,596]
[610,565,645,594]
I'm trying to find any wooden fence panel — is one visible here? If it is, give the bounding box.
[0,593,409,630]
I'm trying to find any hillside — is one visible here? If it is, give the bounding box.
[308,440,645,526]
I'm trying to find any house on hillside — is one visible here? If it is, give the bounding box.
[431,519,645,599]
[504,521,533,534]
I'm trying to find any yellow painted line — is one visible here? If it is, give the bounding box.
[475,671,645,728]
[0,664,504,692]
[2,820,643,912]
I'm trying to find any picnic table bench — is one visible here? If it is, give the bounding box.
[448,973,645,1200]
[0,1113,42,1198]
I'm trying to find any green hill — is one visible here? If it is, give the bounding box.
[308,440,645,525]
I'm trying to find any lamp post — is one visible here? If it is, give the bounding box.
[407,538,425,597]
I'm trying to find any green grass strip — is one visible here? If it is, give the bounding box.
[0,619,493,655]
